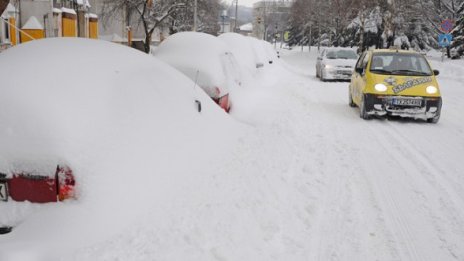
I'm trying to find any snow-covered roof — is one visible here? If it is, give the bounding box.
[22,16,43,30]
[1,3,16,18]
[74,0,91,8]
[240,23,253,31]
[52,8,62,13]
[61,7,77,15]
[86,13,98,19]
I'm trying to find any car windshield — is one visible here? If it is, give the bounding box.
[369,52,433,76]
[326,50,357,59]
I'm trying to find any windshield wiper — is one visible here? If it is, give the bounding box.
[370,69,393,74]
[391,70,430,75]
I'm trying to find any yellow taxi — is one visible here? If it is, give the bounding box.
[348,48,442,123]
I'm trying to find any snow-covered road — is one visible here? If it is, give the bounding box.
[69,48,464,261]
[230,48,464,260]
[3,43,463,261]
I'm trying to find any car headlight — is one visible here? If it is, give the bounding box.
[323,64,333,69]
[426,86,438,94]
[374,83,388,92]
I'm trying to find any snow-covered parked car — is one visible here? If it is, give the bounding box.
[248,37,270,67]
[316,47,358,81]
[154,32,242,112]
[218,32,261,77]
[0,37,229,258]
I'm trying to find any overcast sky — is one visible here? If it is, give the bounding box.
[233,0,260,7]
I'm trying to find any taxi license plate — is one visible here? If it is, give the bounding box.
[0,182,8,202]
[392,98,422,106]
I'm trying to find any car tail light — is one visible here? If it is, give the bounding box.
[5,165,76,203]
[218,94,230,113]
[56,165,76,201]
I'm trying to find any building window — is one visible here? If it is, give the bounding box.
[3,18,10,41]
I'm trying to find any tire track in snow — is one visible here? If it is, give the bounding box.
[359,122,425,261]
[376,121,464,260]
[285,82,400,261]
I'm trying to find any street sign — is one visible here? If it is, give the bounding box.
[438,34,453,47]
[284,31,290,42]
[440,19,454,33]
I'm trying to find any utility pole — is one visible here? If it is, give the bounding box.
[234,0,238,32]
[193,0,197,32]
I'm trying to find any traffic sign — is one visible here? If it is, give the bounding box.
[438,34,453,47]
[440,19,454,33]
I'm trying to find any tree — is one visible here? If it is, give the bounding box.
[167,0,222,35]
[101,0,186,53]
[451,1,464,53]
[0,0,9,16]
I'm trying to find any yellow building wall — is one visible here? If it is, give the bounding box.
[20,29,44,43]
[9,17,17,46]
[62,17,77,37]
[89,21,98,39]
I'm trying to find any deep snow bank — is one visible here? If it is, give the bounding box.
[0,38,241,259]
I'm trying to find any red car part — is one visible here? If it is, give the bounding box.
[6,165,75,203]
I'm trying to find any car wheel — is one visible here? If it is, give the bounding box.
[321,70,326,82]
[348,88,356,107]
[427,115,440,123]
[0,226,13,234]
[359,95,370,120]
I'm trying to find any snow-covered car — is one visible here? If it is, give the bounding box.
[262,40,279,64]
[316,47,358,81]
[0,37,227,258]
[154,32,242,112]
[349,48,442,123]
[248,36,269,68]
[0,163,75,202]
[218,32,261,80]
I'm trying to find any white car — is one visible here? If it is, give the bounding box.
[154,32,242,112]
[316,47,358,81]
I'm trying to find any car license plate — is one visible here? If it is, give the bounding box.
[337,70,352,75]
[392,98,422,106]
[0,182,8,202]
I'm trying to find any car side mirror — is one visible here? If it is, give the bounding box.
[355,67,364,75]
[256,63,264,68]
[433,69,440,76]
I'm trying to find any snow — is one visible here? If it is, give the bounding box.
[86,13,98,19]
[21,16,43,30]
[61,8,76,15]
[100,34,127,43]
[218,32,258,79]
[154,32,241,98]
[239,23,253,31]
[1,39,464,261]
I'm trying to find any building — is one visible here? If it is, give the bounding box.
[88,0,168,47]
[0,0,98,51]
[0,3,19,50]
[252,0,292,41]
